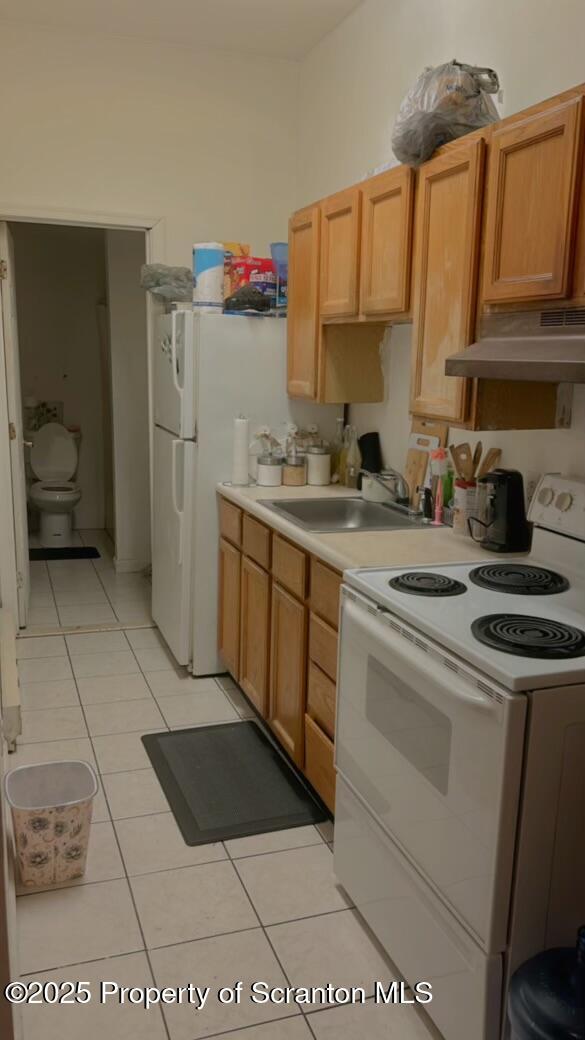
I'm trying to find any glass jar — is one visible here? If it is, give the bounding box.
[282,454,307,486]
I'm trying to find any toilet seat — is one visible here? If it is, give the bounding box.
[30,480,80,500]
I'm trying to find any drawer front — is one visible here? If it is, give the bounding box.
[334,777,502,1040]
[272,534,307,601]
[310,559,342,629]
[307,660,336,739]
[309,613,338,683]
[304,714,336,813]
[242,514,271,570]
[219,498,242,547]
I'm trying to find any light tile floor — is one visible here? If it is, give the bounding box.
[11,629,439,1040]
[27,529,153,633]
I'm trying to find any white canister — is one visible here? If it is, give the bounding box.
[256,454,283,487]
[306,445,331,486]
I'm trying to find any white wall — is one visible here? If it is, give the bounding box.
[298,0,585,480]
[11,223,107,528]
[0,22,299,265]
[105,230,150,571]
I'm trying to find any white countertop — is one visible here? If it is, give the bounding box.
[217,482,497,573]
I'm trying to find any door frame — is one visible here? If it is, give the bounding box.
[0,202,166,626]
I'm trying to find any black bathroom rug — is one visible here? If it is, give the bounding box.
[29,547,101,561]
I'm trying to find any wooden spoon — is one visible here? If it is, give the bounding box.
[472,441,483,478]
[477,447,502,478]
[450,443,474,481]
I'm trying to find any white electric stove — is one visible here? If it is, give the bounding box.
[334,475,585,1040]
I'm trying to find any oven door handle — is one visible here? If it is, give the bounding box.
[343,596,499,712]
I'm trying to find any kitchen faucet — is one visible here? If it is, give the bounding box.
[360,468,410,506]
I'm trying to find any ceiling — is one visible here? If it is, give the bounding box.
[0,0,363,60]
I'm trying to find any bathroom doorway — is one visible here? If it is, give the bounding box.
[3,220,152,634]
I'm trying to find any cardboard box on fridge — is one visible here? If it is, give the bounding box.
[226,256,277,302]
[223,242,250,299]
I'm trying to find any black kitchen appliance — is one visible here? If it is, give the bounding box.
[469,469,532,553]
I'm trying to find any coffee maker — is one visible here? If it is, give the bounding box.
[469,469,532,553]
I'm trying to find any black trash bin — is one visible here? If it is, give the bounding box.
[508,927,585,1039]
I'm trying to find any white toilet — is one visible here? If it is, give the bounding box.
[29,423,82,547]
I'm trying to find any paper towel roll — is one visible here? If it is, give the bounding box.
[193,242,224,312]
[232,416,249,486]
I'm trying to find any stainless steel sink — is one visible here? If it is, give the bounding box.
[262,497,429,533]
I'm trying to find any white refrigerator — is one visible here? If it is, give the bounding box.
[152,310,340,675]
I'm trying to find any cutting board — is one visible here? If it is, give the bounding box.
[405,419,449,508]
[411,418,449,447]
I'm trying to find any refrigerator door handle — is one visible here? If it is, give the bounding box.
[171,439,185,565]
[171,326,182,397]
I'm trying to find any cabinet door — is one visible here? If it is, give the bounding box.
[239,556,270,717]
[411,137,485,423]
[360,166,414,316]
[482,97,583,303]
[571,167,585,301]
[218,537,241,681]
[269,582,307,766]
[287,205,320,399]
[320,187,361,318]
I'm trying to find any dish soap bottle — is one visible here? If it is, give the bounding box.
[330,417,345,484]
[338,425,350,486]
[345,426,362,489]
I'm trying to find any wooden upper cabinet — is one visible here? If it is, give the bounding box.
[482,96,584,303]
[359,166,414,316]
[287,205,320,399]
[411,137,485,424]
[572,160,585,301]
[320,187,361,318]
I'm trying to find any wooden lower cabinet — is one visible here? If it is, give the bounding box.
[219,504,339,814]
[218,537,241,681]
[309,613,338,683]
[268,581,307,767]
[239,556,271,717]
[305,714,336,813]
[307,661,336,740]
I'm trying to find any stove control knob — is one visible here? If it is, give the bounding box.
[538,486,554,506]
[555,491,573,512]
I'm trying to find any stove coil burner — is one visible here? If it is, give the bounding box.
[472,614,585,659]
[388,572,467,597]
[469,564,569,596]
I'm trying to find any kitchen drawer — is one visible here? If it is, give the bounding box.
[307,660,336,740]
[218,498,242,547]
[272,534,307,601]
[304,714,336,813]
[334,777,502,1040]
[309,612,338,683]
[310,558,342,629]
[242,514,271,571]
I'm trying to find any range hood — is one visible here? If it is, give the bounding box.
[445,309,585,383]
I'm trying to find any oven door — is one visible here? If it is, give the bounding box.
[336,589,527,953]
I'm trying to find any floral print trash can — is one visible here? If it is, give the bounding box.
[4,760,98,887]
